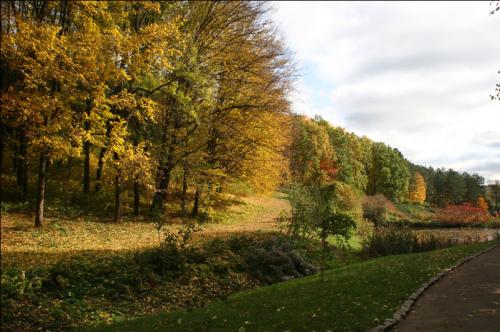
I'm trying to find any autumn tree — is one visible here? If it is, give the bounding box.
[325,124,370,192]
[409,172,426,204]
[147,1,293,217]
[476,196,489,213]
[1,1,89,226]
[289,116,335,187]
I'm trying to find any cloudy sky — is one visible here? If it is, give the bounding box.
[272,1,500,182]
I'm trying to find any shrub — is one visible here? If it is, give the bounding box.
[362,194,395,226]
[436,204,489,224]
[243,238,318,284]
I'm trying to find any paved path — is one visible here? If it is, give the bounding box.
[393,245,500,332]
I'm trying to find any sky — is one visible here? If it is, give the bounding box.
[271,1,500,182]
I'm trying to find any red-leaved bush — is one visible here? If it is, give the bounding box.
[436,204,489,224]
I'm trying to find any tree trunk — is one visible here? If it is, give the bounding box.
[150,166,171,216]
[192,187,200,217]
[181,166,188,215]
[83,102,91,194]
[114,165,122,223]
[16,132,23,184]
[17,128,28,199]
[134,180,140,217]
[83,140,90,194]
[95,122,111,193]
[95,147,105,193]
[35,150,48,227]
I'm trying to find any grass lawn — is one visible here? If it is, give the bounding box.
[87,240,499,332]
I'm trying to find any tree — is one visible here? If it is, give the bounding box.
[146,1,292,218]
[408,172,426,204]
[489,180,500,212]
[326,125,370,192]
[476,196,489,213]
[464,173,485,204]
[368,143,410,202]
[444,169,466,205]
[289,116,335,187]
[1,2,85,226]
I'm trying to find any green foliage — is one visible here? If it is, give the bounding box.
[285,183,356,241]
[409,163,486,207]
[326,125,371,191]
[368,143,410,202]
[284,183,317,237]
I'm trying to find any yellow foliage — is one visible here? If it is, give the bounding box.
[409,172,426,204]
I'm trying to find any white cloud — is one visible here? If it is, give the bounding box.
[273,1,500,181]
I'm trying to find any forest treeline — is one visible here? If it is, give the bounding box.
[0,1,496,227]
[289,116,493,211]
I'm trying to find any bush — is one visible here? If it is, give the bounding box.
[436,204,490,224]
[362,194,395,226]
[243,238,318,284]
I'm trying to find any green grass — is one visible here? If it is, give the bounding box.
[86,240,499,332]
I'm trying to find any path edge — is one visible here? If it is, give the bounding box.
[367,241,500,332]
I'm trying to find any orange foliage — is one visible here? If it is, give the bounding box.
[476,196,489,212]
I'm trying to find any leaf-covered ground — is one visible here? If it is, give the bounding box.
[86,240,500,332]
[0,193,290,269]
[1,193,293,331]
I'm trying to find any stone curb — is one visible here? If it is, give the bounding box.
[367,243,500,332]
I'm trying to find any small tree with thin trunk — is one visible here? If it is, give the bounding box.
[287,183,356,282]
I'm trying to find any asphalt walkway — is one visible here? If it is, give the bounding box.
[393,245,500,332]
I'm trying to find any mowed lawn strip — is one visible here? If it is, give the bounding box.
[87,240,499,332]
